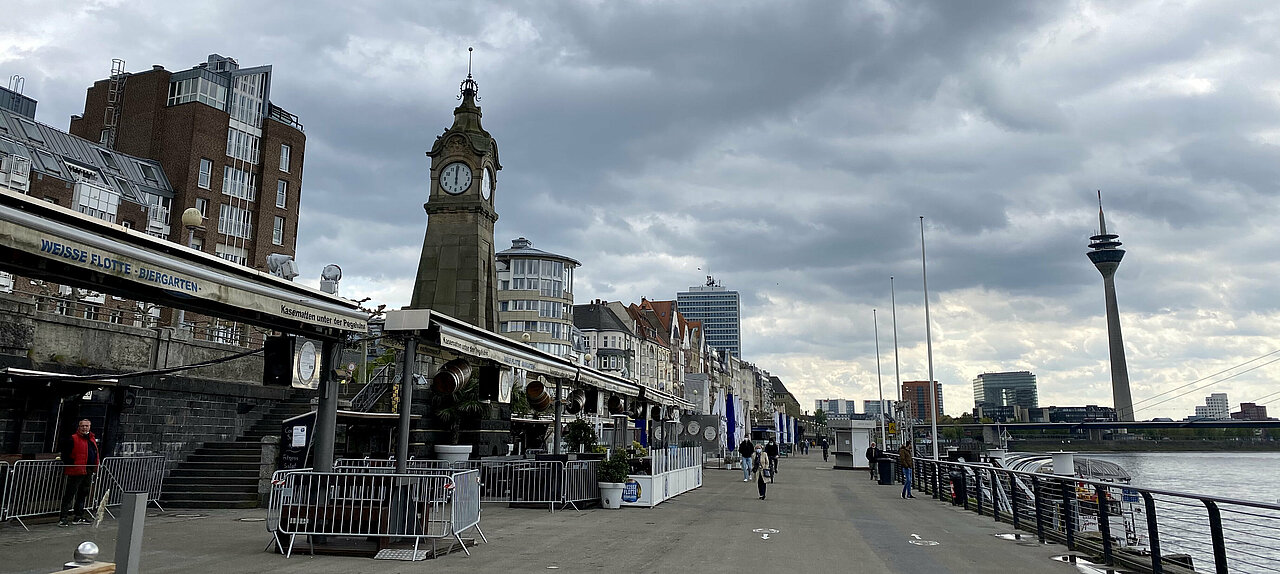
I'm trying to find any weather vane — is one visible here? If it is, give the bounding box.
[459,47,479,101]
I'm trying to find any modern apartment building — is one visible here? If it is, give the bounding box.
[863,399,894,419]
[972,370,1039,410]
[495,237,579,357]
[816,399,857,416]
[1193,393,1230,420]
[902,380,944,422]
[68,54,304,270]
[677,276,740,358]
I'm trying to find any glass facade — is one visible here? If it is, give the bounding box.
[677,284,741,358]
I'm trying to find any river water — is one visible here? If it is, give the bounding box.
[1079,451,1280,572]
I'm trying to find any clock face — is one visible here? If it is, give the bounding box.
[686,421,700,436]
[703,426,718,441]
[296,340,318,387]
[481,167,493,200]
[439,162,472,195]
[652,425,663,440]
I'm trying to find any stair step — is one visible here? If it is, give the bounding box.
[199,442,265,451]
[162,490,260,502]
[161,482,257,493]
[162,498,261,509]
[186,454,260,464]
[168,467,258,479]
[164,475,258,486]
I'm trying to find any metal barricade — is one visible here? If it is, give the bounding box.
[453,460,566,510]
[0,460,8,521]
[4,460,68,530]
[95,455,167,512]
[333,459,452,474]
[562,460,600,510]
[267,468,485,560]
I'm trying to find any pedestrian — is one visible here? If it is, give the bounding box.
[865,442,882,480]
[820,437,829,462]
[898,440,915,499]
[738,437,755,482]
[764,439,778,482]
[59,419,100,527]
[751,443,771,500]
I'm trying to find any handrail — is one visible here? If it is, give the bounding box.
[350,364,396,412]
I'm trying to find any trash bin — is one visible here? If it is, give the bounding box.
[949,470,966,506]
[877,458,894,485]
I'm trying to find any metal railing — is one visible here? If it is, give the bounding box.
[333,458,452,473]
[899,456,1280,573]
[0,455,167,530]
[350,365,396,412]
[0,461,8,521]
[266,468,487,559]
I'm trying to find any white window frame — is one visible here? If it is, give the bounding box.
[198,158,212,189]
[276,179,287,208]
[272,216,284,245]
[279,143,291,172]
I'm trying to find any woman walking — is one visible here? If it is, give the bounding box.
[752,444,771,500]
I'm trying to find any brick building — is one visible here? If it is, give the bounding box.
[68,55,305,342]
[902,380,944,423]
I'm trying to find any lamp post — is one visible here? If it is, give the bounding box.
[176,208,203,330]
[920,216,939,460]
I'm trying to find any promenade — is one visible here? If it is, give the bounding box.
[3,452,1088,573]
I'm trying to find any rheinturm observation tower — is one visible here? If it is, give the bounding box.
[1087,192,1135,422]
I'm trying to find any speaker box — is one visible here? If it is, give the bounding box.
[478,365,500,401]
[263,335,294,386]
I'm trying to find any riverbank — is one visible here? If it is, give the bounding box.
[1009,439,1280,452]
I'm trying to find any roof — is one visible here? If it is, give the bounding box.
[495,237,580,266]
[0,108,173,204]
[771,376,790,394]
[573,300,632,333]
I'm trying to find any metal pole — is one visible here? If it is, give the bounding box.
[315,339,339,472]
[873,309,886,447]
[1142,492,1163,574]
[1203,499,1228,574]
[920,216,939,460]
[396,336,416,473]
[553,376,563,455]
[114,492,146,574]
[890,276,902,447]
[1096,484,1114,565]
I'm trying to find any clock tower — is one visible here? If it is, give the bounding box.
[408,62,501,330]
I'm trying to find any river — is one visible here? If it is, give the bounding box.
[1079,451,1280,572]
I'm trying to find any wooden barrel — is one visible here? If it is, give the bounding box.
[432,359,471,394]
[564,389,586,414]
[526,377,553,412]
[607,395,626,415]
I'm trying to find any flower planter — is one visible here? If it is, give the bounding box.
[598,481,625,509]
[435,444,473,464]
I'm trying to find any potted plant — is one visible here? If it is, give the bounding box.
[431,379,490,463]
[565,418,598,456]
[596,449,630,509]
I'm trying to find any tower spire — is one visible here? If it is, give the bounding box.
[458,47,478,102]
[1097,190,1107,235]
[1086,191,1134,422]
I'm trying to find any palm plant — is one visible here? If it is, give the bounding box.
[432,379,490,445]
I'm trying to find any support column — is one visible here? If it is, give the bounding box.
[314,339,339,472]
[397,336,417,473]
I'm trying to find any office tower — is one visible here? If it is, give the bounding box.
[677,276,740,358]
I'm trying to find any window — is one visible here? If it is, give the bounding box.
[73,181,120,222]
[138,162,160,183]
[226,128,260,164]
[279,144,291,172]
[97,149,120,170]
[272,216,284,245]
[83,305,100,321]
[276,180,287,208]
[218,203,252,239]
[99,130,109,144]
[215,243,249,265]
[198,159,212,189]
[222,166,256,201]
[108,310,124,324]
[195,197,208,217]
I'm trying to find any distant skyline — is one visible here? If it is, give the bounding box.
[5,1,1280,419]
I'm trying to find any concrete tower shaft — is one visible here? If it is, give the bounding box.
[1087,192,1135,422]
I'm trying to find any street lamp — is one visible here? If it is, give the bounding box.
[176,208,203,330]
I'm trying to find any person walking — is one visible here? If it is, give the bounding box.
[865,442,882,480]
[751,443,771,500]
[738,437,755,482]
[898,440,915,499]
[820,437,830,462]
[764,439,779,482]
[58,419,100,527]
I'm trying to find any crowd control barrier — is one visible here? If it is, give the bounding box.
[620,446,702,508]
[266,468,486,559]
[0,455,166,530]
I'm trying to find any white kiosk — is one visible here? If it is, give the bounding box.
[830,419,879,470]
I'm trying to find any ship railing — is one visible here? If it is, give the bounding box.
[892,455,1280,574]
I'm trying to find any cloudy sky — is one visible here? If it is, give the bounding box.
[6,0,1280,420]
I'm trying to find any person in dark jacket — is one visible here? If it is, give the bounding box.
[738,438,755,482]
[820,437,830,462]
[899,441,915,499]
[865,442,882,480]
[59,419,100,526]
[764,439,779,482]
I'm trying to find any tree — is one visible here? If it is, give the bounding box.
[431,379,490,445]
[814,409,827,425]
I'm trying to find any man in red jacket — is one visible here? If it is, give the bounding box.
[58,419,99,527]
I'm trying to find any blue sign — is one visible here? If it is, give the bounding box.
[1122,488,1140,503]
[622,479,641,503]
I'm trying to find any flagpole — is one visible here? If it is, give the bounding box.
[920,216,939,460]
[874,309,886,447]
[890,275,902,447]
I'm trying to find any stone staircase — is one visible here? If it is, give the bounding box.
[161,391,314,509]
